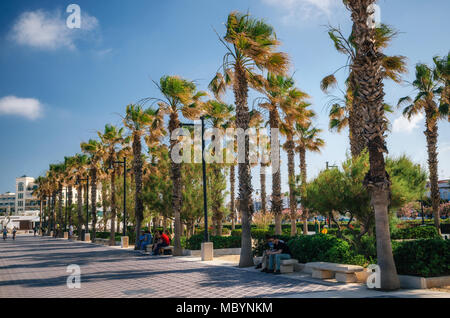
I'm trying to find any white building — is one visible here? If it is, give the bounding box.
[15,175,40,216]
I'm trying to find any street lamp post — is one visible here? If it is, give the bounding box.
[420,200,425,225]
[325,162,338,229]
[180,116,209,243]
[108,158,127,237]
[76,175,89,240]
[64,187,68,232]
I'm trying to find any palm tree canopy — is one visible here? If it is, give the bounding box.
[398,63,449,123]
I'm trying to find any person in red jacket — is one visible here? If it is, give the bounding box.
[152,230,170,255]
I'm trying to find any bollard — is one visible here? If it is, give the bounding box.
[121,236,129,248]
[63,232,69,239]
[201,242,214,261]
[84,233,91,242]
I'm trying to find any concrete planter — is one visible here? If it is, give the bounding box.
[399,275,450,289]
[185,247,241,257]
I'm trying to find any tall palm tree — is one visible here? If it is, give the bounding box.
[124,104,162,250]
[81,139,103,242]
[294,122,325,235]
[280,90,314,237]
[33,176,49,234]
[98,124,129,245]
[255,74,303,235]
[148,75,205,255]
[211,12,289,266]
[64,156,78,229]
[398,62,449,235]
[321,23,406,157]
[345,0,400,290]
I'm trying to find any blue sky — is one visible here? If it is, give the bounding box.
[0,0,449,195]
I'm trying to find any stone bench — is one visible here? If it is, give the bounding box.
[309,262,364,283]
[280,259,299,274]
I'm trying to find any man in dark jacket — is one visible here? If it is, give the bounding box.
[265,236,291,275]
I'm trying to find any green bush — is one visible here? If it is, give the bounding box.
[185,234,241,250]
[393,239,450,277]
[391,226,440,240]
[287,234,353,264]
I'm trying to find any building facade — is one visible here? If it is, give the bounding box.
[0,192,15,215]
[15,175,40,215]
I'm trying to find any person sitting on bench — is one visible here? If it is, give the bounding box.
[140,230,152,251]
[265,236,291,275]
[152,230,170,255]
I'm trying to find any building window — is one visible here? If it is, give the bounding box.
[18,193,24,199]
[18,182,24,192]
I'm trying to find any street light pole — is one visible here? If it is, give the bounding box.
[64,187,68,232]
[109,158,127,237]
[325,162,337,229]
[180,117,209,242]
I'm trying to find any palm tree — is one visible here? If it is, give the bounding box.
[124,104,162,250]
[345,0,400,290]
[211,12,289,266]
[294,122,325,235]
[398,62,449,235]
[81,139,103,242]
[33,176,49,234]
[64,156,78,229]
[98,124,129,245]
[148,75,205,256]
[321,23,406,157]
[255,74,301,235]
[280,90,314,237]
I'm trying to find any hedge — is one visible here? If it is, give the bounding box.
[391,226,441,240]
[287,234,354,264]
[393,239,450,277]
[185,234,241,250]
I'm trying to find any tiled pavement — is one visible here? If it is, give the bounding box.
[0,235,349,298]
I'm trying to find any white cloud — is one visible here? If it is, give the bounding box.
[9,9,99,50]
[261,0,341,24]
[0,96,43,120]
[392,113,424,134]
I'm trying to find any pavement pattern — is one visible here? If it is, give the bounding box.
[0,235,349,298]
[1,235,449,298]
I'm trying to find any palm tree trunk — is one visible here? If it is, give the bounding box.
[425,106,441,234]
[234,64,254,267]
[90,168,98,243]
[349,71,365,157]
[347,0,400,290]
[169,112,183,255]
[132,132,144,250]
[110,167,117,246]
[230,165,236,230]
[270,108,282,235]
[286,134,297,237]
[299,147,308,235]
[260,165,267,214]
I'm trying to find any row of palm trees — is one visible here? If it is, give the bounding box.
[33,11,325,264]
[34,2,448,291]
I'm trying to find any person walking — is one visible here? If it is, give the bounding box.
[33,226,38,237]
[2,227,7,240]
[12,227,17,240]
[69,224,74,238]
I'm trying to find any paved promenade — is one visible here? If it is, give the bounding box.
[0,235,448,298]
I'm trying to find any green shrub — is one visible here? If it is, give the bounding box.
[391,226,440,240]
[393,239,450,277]
[185,234,241,250]
[287,234,353,264]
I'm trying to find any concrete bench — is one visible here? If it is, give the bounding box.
[161,246,174,255]
[280,259,299,274]
[310,262,364,283]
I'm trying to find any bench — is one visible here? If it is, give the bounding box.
[309,262,364,283]
[280,259,299,274]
